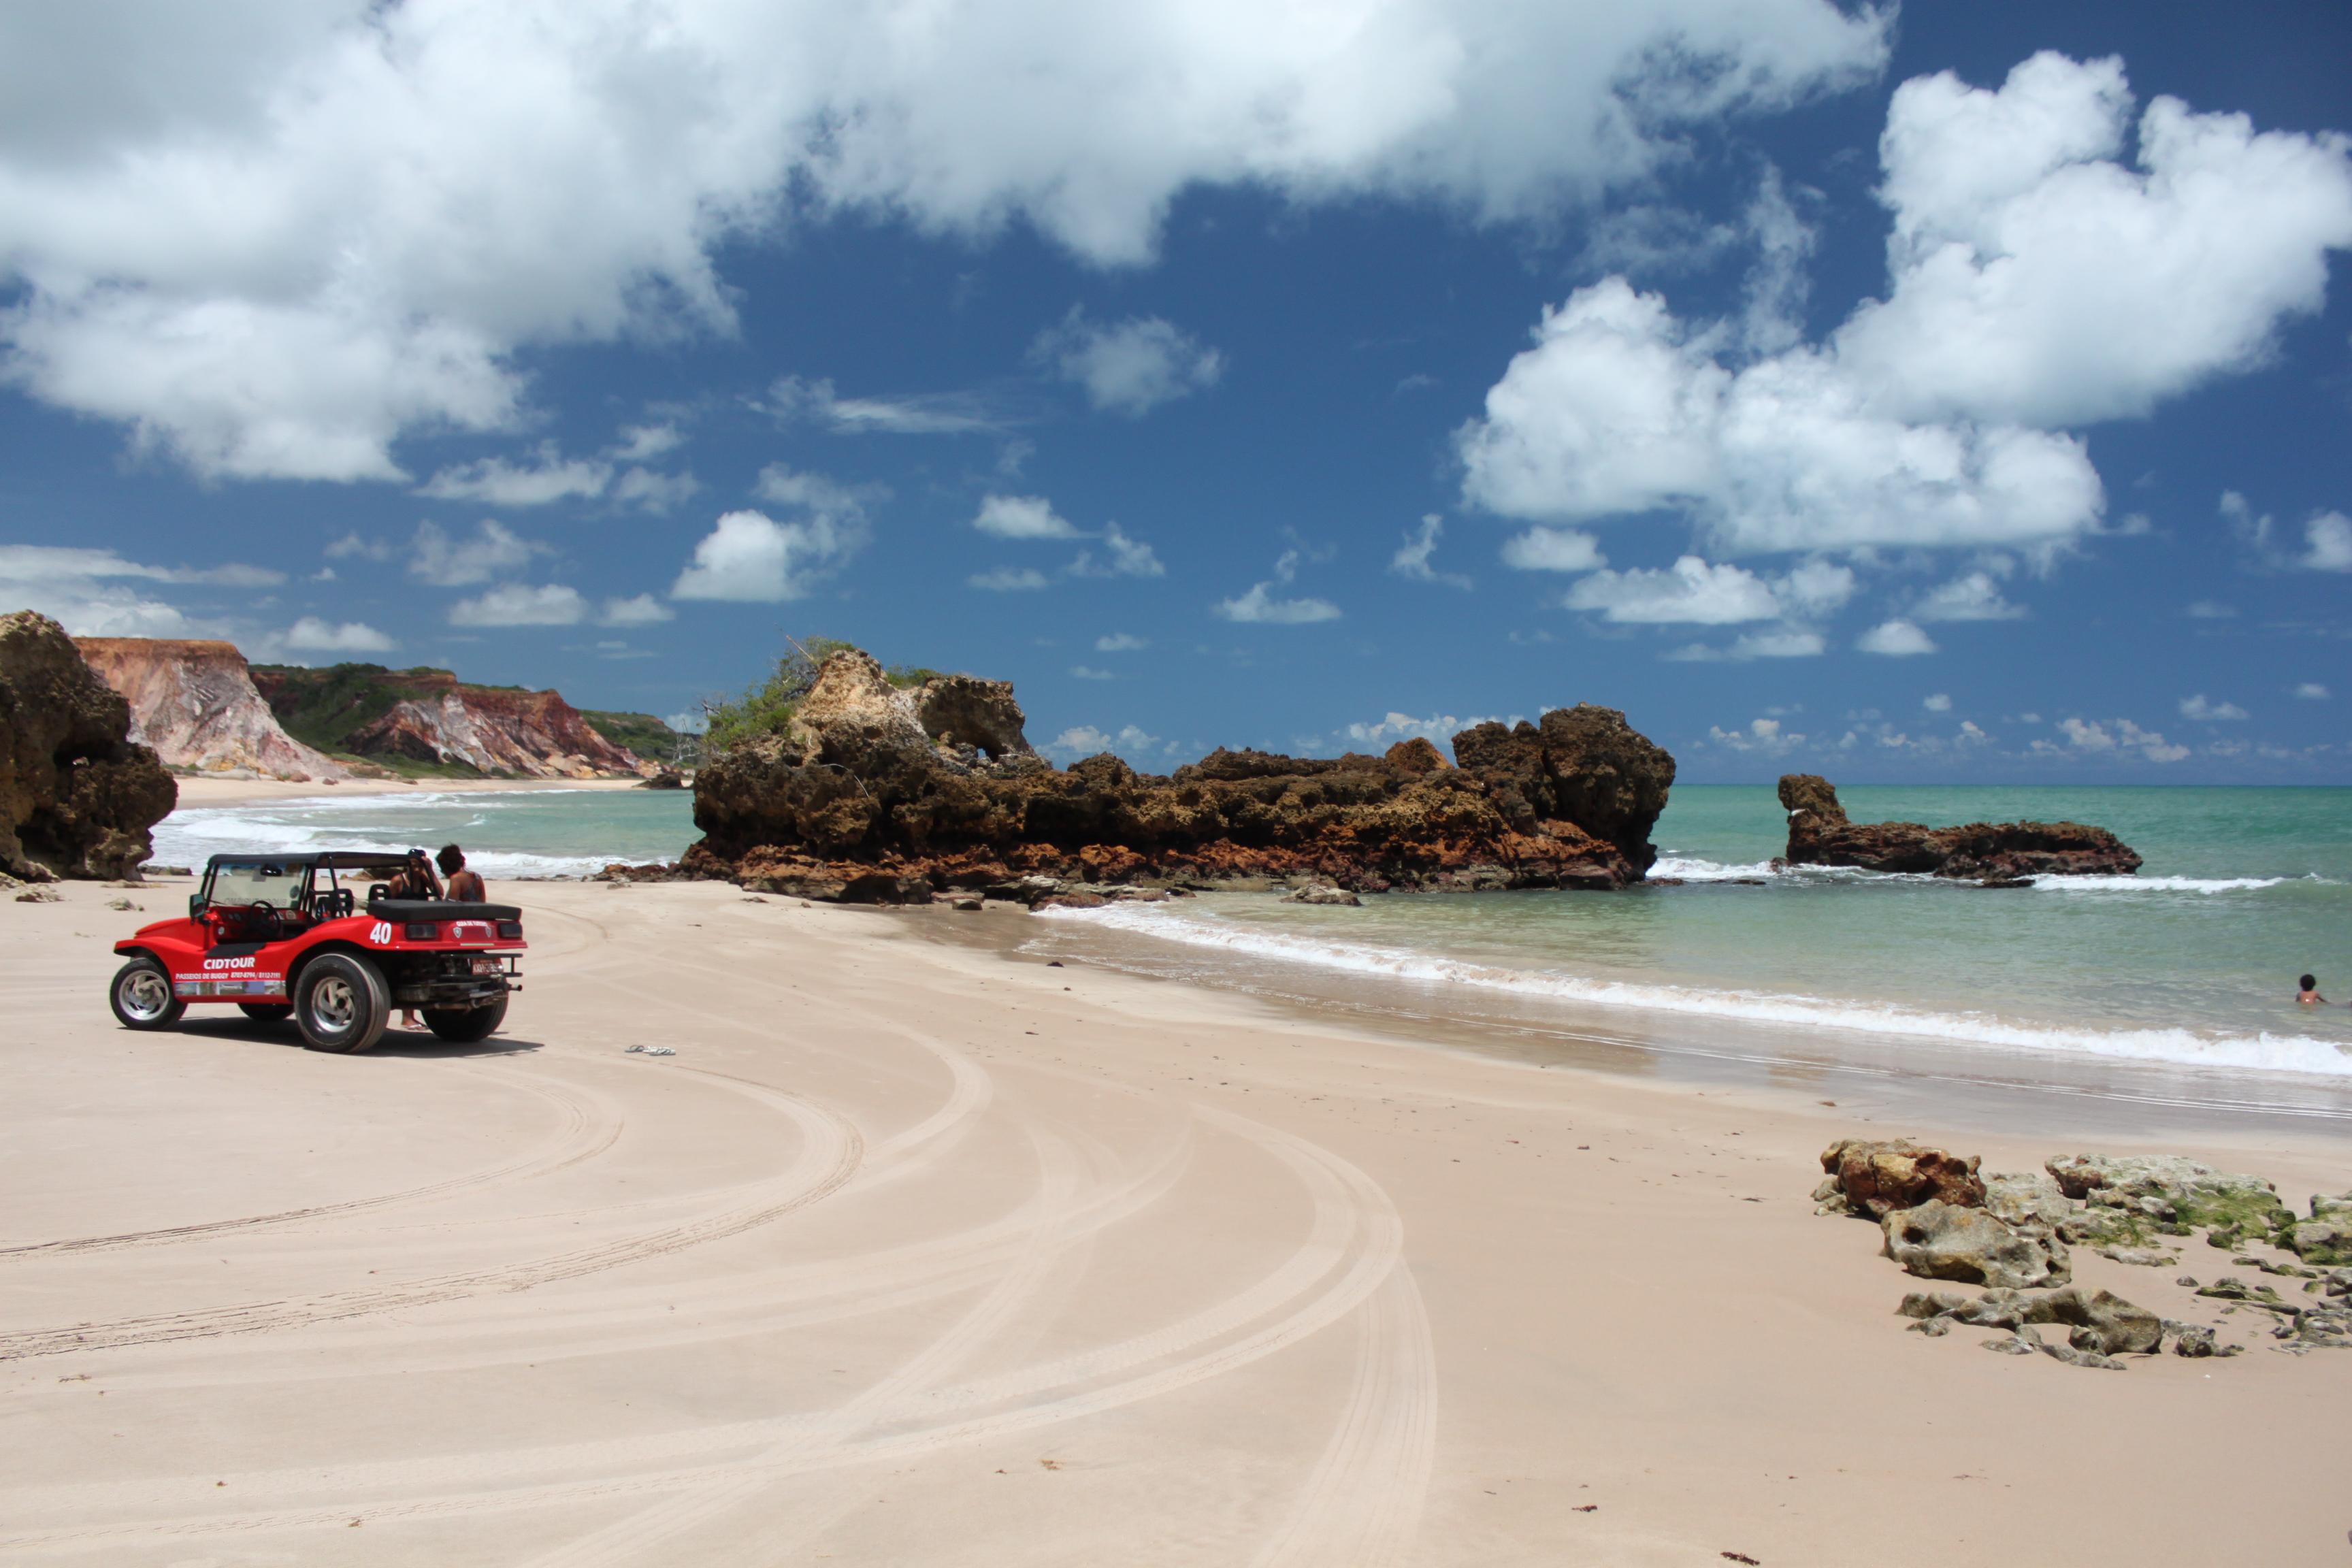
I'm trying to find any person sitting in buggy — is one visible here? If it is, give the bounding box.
[383,848,444,904]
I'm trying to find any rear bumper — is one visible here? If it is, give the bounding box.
[389,951,522,1009]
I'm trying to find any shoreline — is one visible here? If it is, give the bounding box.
[913,895,2352,1142]
[7,877,2345,1563]
[169,774,652,807]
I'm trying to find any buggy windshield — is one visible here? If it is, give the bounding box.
[206,861,307,910]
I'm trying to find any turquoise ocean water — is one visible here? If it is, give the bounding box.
[153,783,2352,1092]
[152,786,696,881]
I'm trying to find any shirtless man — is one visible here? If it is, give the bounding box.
[2300,974,2328,1005]
[438,843,485,902]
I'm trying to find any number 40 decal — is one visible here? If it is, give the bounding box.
[369,921,394,945]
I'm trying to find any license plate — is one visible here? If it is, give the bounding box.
[470,956,503,976]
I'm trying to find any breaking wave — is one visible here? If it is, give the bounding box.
[1650,854,2305,896]
[150,788,687,880]
[1040,900,2352,1079]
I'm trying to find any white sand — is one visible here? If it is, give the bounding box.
[2,877,2345,1565]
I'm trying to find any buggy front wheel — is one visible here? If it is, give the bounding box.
[295,954,389,1054]
[110,957,184,1031]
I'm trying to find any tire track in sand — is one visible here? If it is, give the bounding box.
[1250,1267,1437,1568]
[0,1106,1402,1553]
[0,1067,621,1259]
[0,1075,860,1361]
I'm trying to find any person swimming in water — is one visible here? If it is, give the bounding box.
[2298,974,2328,1004]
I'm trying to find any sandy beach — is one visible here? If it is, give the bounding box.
[3,876,2346,1566]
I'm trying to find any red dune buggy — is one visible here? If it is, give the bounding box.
[108,851,525,1053]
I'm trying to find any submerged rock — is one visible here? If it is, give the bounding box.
[0,611,176,880]
[689,647,1677,902]
[1777,774,2140,879]
[1881,1198,2072,1290]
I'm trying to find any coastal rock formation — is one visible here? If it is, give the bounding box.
[76,638,348,781]
[1824,1141,2352,1367]
[688,647,1676,901]
[1776,774,2141,879]
[0,611,176,879]
[1880,1198,2073,1290]
[1818,1138,1988,1219]
[2045,1154,2293,1251]
[250,664,653,778]
[2291,1191,2352,1267]
[1899,1284,2161,1355]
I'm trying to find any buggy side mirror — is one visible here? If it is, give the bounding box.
[188,894,208,919]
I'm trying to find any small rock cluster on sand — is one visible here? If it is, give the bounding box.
[1814,1140,2351,1367]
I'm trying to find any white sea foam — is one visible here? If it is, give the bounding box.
[1647,855,1786,882]
[1041,902,2352,1079]
[150,787,672,881]
[2029,874,2293,894]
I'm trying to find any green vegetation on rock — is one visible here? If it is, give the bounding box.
[579,709,682,763]
[702,639,945,755]
[250,664,449,754]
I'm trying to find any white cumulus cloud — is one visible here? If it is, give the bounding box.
[1457,54,2352,557]
[1857,619,1937,655]
[447,583,587,627]
[408,519,544,588]
[283,616,395,653]
[0,1,1888,481]
[1391,514,1471,588]
[2293,682,2330,701]
[672,495,865,604]
[600,593,673,627]
[973,494,1079,539]
[417,444,611,506]
[1032,310,1222,416]
[2178,693,2248,721]
[1912,569,2026,621]
[1499,525,1605,573]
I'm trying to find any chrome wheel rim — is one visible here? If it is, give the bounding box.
[120,969,171,1021]
[310,975,357,1032]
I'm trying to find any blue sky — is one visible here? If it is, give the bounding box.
[1,1,2347,781]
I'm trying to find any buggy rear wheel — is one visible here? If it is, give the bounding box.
[423,994,507,1043]
[295,954,389,1054]
[110,957,184,1030]
[238,1002,293,1023]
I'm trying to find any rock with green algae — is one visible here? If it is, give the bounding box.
[2290,1192,2352,1267]
[2044,1154,2296,1250]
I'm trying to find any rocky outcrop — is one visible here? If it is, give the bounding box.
[1777,774,2140,879]
[0,611,176,879]
[75,638,348,782]
[251,664,652,779]
[2044,1154,2296,1252]
[1825,1138,2352,1367]
[1818,1139,1987,1219]
[687,648,1676,902]
[1880,1198,2072,1290]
